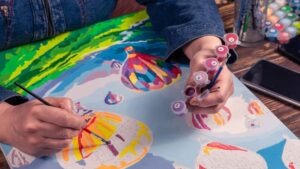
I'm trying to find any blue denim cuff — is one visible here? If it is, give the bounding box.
[163,22,225,57]
[0,86,28,105]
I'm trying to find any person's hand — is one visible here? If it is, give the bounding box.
[0,97,86,157]
[183,36,234,114]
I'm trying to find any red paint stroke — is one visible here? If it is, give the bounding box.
[195,114,211,130]
[192,114,202,129]
[289,162,296,169]
[206,142,246,152]
[199,165,207,169]
[222,106,232,121]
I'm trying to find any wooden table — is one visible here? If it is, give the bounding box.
[1,2,299,169]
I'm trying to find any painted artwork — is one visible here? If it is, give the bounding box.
[0,10,299,169]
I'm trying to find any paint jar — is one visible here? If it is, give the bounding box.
[274,23,285,31]
[274,10,286,19]
[286,13,299,21]
[277,32,290,44]
[279,18,292,28]
[286,26,298,38]
[171,100,187,116]
[234,0,269,47]
[292,21,300,33]
[266,28,279,41]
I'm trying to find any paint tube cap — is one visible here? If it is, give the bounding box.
[204,58,220,72]
[274,23,285,31]
[274,10,286,19]
[193,71,210,86]
[277,31,291,44]
[286,26,298,38]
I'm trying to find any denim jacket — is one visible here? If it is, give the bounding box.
[0,0,224,103]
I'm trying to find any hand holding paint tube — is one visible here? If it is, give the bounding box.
[171,33,238,115]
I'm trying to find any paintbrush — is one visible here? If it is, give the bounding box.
[15,82,119,156]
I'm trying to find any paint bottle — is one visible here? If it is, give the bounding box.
[274,10,286,19]
[287,13,299,21]
[286,26,298,37]
[204,58,220,74]
[193,71,210,86]
[171,100,187,116]
[266,28,279,41]
[292,21,300,33]
[215,45,229,61]
[280,18,293,28]
[274,23,285,31]
[277,32,291,44]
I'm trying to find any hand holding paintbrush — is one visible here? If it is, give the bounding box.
[0,83,86,157]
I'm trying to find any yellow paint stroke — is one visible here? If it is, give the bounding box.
[203,146,218,155]
[97,147,149,169]
[119,121,152,158]
[7,32,70,82]
[249,101,265,115]
[72,138,82,160]
[93,11,148,40]
[133,64,145,72]
[129,72,138,84]
[139,57,168,77]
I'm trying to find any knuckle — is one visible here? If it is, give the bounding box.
[61,140,70,148]
[24,123,38,133]
[60,129,71,139]
[27,137,39,145]
[30,106,41,115]
[61,97,73,106]
[62,113,69,124]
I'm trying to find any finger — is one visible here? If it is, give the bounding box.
[41,138,71,150]
[44,97,74,113]
[37,122,79,139]
[36,148,60,157]
[35,106,86,130]
[190,66,233,107]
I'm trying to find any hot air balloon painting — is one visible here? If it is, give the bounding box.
[104,91,123,105]
[56,106,153,169]
[121,46,181,92]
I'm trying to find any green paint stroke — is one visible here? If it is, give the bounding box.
[0,10,149,93]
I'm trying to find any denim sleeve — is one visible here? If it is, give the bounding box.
[0,86,28,105]
[136,0,225,57]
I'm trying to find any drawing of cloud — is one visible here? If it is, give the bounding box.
[282,138,300,169]
[196,142,267,169]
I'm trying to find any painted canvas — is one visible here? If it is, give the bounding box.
[0,10,300,169]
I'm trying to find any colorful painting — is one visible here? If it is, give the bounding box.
[0,10,299,169]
